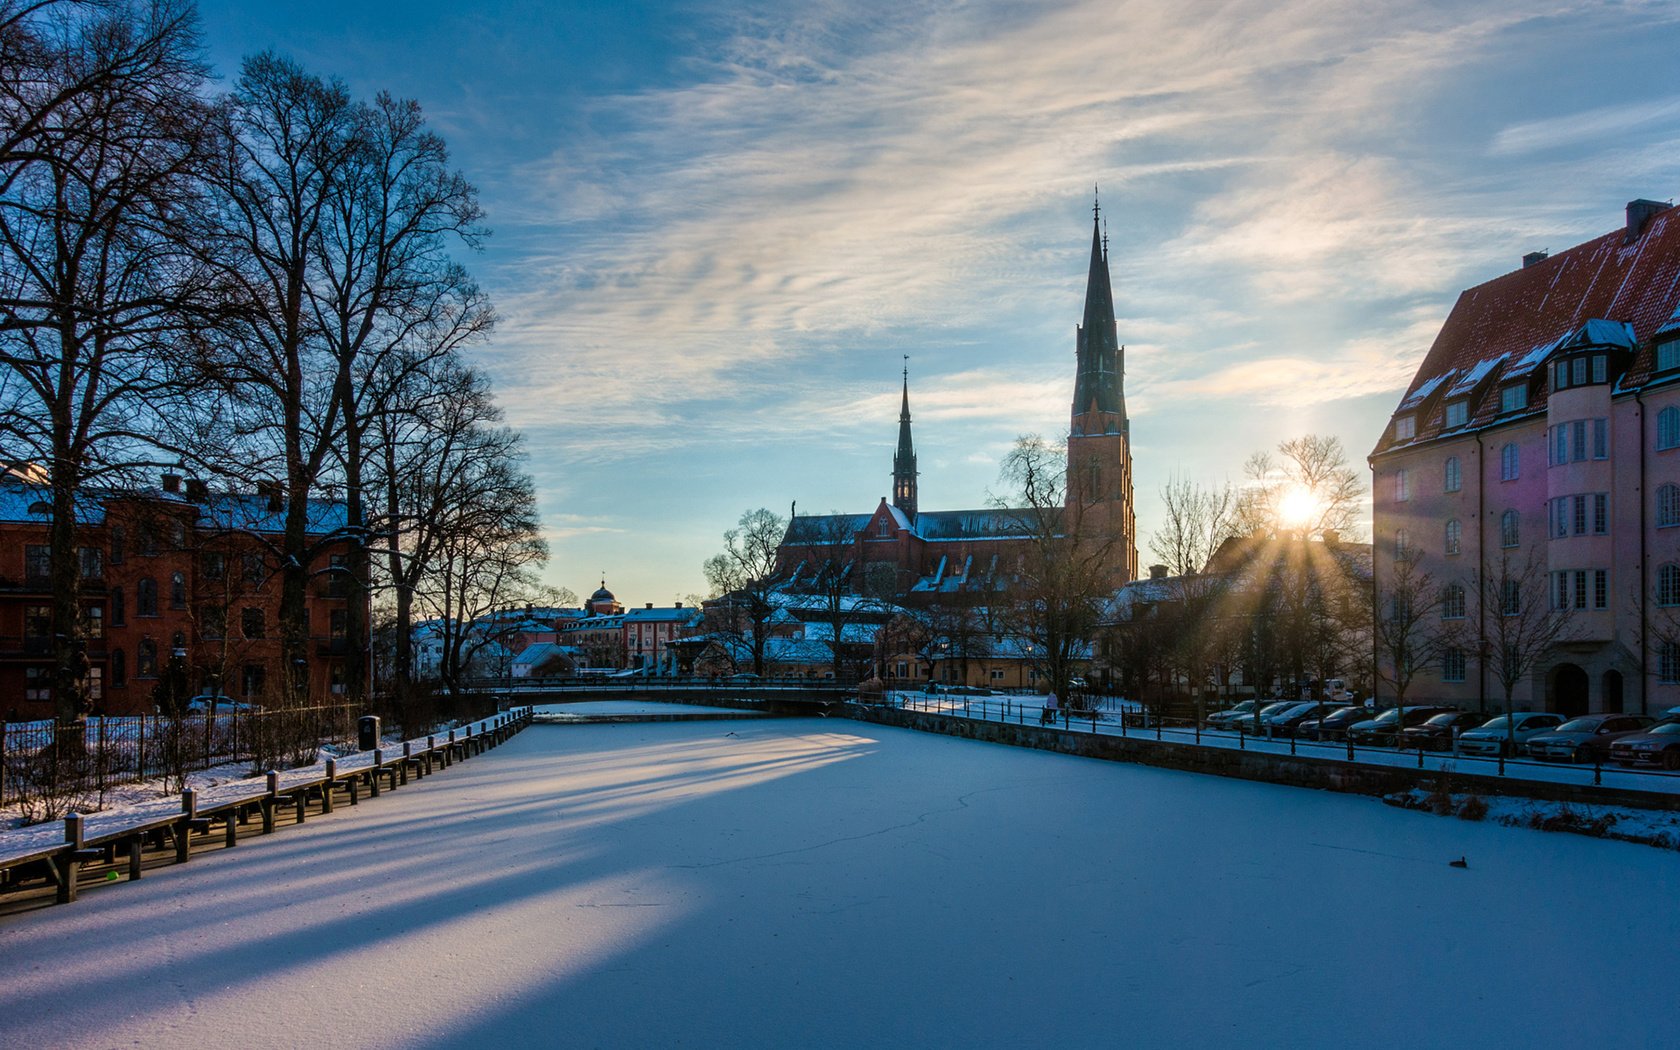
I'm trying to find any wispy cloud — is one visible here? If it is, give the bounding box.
[1491,96,1680,157]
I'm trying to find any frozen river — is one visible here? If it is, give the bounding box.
[3,717,1677,1048]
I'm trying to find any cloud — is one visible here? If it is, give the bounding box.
[1490,96,1680,157]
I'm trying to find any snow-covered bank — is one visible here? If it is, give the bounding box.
[2,718,1675,1049]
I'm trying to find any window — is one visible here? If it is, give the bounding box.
[329,609,347,641]
[84,605,103,640]
[110,649,126,687]
[329,662,346,695]
[1554,571,1569,610]
[1394,469,1410,502]
[1500,443,1519,480]
[169,571,186,609]
[1575,570,1587,610]
[137,639,158,678]
[1593,418,1608,459]
[203,552,226,580]
[1552,424,1567,465]
[136,522,157,557]
[1502,579,1520,616]
[110,526,125,565]
[1444,519,1461,556]
[1659,340,1680,373]
[1593,493,1607,534]
[1593,355,1607,383]
[1661,642,1680,684]
[24,544,49,584]
[200,605,225,640]
[1442,647,1466,683]
[1552,498,1567,539]
[24,604,50,651]
[1572,420,1587,462]
[328,553,348,597]
[1394,529,1409,557]
[86,666,103,702]
[1660,484,1680,528]
[1394,416,1415,441]
[1572,357,1587,386]
[990,669,1005,682]
[1441,583,1466,619]
[1594,569,1608,610]
[24,666,50,702]
[136,578,158,617]
[242,607,265,639]
[1554,360,1567,390]
[241,664,266,699]
[1445,401,1468,428]
[1444,457,1461,492]
[78,546,103,580]
[168,519,185,548]
[1660,407,1680,451]
[111,586,125,626]
[1573,495,1587,535]
[242,551,265,584]
[1659,564,1680,607]
[1500,385,1528,413]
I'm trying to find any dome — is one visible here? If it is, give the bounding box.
[590,581,615,602]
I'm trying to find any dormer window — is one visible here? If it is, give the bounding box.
[1554,353,1611,390]
[1500,384,1528,413]
[1393,415,1415,441]
[1444,400,1468,428]
[1658,339,1680,373]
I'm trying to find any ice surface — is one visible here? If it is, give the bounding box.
[2,719,1676,1049]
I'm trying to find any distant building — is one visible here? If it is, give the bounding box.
[775,202,1139,597]
[1372,198,1680,715]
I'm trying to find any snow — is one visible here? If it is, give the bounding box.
[533,701,764,717]
[2,718,1677,1048]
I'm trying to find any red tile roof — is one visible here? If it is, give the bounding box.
[1377,203,1680,455]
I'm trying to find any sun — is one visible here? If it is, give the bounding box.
[1277,485,1321,530]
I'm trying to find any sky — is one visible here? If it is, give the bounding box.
[193,0,1680,606]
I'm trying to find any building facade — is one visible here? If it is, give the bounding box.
[1,472,360,716]
[1372,198,1680,716]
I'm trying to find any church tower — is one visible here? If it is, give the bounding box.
[1066,196,1138,582]
[892,363,918,522]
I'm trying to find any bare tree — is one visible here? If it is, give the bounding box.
[1238,434,1365,540]
[0,0,217,723]
[788,511,891,679]
[1373,546,1451,734]
[1479,550,1575,754]
[704,507,787,676]
[991,434,1121,701]
[310,90,491,703]
[1149,474,1237,577]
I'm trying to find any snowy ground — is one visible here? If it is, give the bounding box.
[533,701,765,717]
[3,718,1677,1049]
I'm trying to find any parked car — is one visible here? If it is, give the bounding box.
[1610,722,1680,769]
[1233,700,1303,733]
[1263,701,1333,736]
[183,694,255,714]
[1457,712,1566,757]
[1525,714,1655,763]
[1205,700,1260,729]
[1297,705,1382,742]
[1398,710,1488,751]
[1347,706,1456,747]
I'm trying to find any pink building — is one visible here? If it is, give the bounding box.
[1372,199,1680,716]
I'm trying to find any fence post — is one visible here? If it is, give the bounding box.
[400,742,410,785]
[263,770,278,832]
[1238,727,1245,750]
[59,813,84,904]
[1346,735,1353,761]
[1594,757,1602,787]
[97,716,107,798]
[371,749,383,796]
[323,758,336,812]
[177,789,196,863]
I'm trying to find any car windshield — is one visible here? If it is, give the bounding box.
[1259,702,1295,715]
[1477,717,1508,731]
[1423,713,1459,727]
[1646,723,1680,736]
[1372,710,1400,726]
[1555,718,1599,733]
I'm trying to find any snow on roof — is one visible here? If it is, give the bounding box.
[1444,353,1507,398]
[1396,369,1454,411]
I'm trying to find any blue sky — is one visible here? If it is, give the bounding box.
[197,0,1680,605]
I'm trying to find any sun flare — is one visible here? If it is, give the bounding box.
[1277,485,1321,529]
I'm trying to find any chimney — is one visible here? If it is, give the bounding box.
[1148,564,1168,580]
[1323,529,1340,546]
[646,602,653,610]
[1626,198,1671,243]
[1522,251,1548,268]
[256,480,282,511]
[184,478,207,501]
[161,472,182,494]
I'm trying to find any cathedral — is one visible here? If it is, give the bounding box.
[776,202,1139,596]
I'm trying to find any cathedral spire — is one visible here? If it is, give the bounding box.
[1072,199,1125,433]
[892,358,918,522]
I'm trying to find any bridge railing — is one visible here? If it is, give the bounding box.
[458,674,860,693]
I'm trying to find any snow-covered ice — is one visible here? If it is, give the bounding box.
[3,718,1677,1049]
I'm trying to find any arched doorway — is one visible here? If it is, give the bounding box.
[1550,664,1589,717]
[1602,670,1624,714]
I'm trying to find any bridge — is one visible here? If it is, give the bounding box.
[460,675,860,713]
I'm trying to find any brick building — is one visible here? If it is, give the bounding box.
[1372,198,1680,716]
[0,472,360,716]
[776,204,1139,596]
